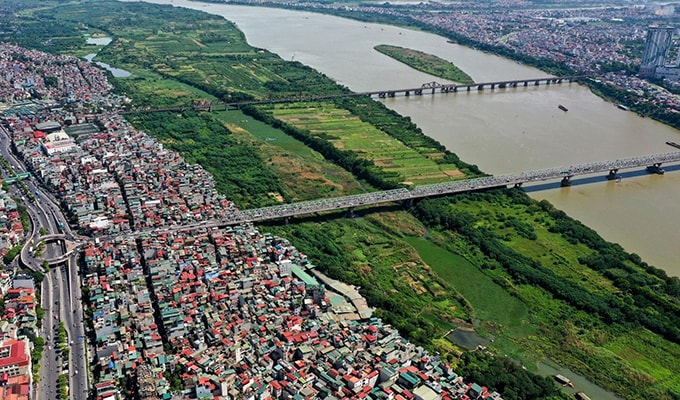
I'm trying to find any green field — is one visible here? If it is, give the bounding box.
[269,102,464,185]
[213,110,364,201]
[405,236,528,332]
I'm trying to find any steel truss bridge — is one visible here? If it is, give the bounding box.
[122,76,584,114]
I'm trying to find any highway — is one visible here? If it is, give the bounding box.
[0,125,88,400]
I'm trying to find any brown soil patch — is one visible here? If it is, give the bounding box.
[268,192,285,202]
[191,38,207,48]
[405,274,427,295]
[443,169,465,178]
[373,159,394,167]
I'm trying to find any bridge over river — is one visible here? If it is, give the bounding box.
[38,150,680,265]
[121,150,680,237]
[122,75,583,114]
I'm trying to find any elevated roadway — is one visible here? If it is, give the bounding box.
[96,150,680,243]
[224,150,680,225]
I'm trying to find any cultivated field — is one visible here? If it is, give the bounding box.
[269,102,464,186]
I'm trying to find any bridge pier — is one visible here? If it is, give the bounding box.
[606,169,619,180]
[467,86,472,92]
[513,182,523,188]
[490,84,495,89]
[560,176,573,187]
[415,89,423,95]
[499,83,506,89]
[388,91,395,98]
[378,92,386,98]
[535,80,540,86]
[347,207,355,218]
[647,163,665,174]
[477,84,484,91]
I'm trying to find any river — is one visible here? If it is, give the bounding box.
[132,0,680,278]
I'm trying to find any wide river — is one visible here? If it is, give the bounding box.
[137,0,680,278]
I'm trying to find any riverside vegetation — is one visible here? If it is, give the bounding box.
[2,1,680,399]
[374,44,475,85]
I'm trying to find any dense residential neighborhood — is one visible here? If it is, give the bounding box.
[0,42,503,400]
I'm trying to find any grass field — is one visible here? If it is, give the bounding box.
[213,110,364,200]
[405,236,528,330]
[451,199,621,295]
[270,102,463,185]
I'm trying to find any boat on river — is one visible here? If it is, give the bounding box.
[558,104,568,112]
[555,374,574,387]
[575,392,592,400]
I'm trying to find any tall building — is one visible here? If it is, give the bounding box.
[640,26,675,78]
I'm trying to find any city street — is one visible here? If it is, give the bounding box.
[1,124,89,399]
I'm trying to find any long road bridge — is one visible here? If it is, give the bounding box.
[122,75,583,115]
[93,150,679,243]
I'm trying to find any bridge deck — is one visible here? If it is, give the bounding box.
[81,150,680,246]
[221,151,679,224]
[123,76,583,114]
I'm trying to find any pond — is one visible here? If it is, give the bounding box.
[86,37,112,46]
[83,54,131,78]
[446,328,491,350]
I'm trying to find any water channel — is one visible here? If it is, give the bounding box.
[136,0,680,278]
[84,37,132,77]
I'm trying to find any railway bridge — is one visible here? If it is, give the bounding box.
[372,76,582,98]
[122,75,584,114]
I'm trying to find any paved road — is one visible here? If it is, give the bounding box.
[0,125,88,399]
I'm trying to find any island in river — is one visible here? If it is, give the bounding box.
[374,44,475,84]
